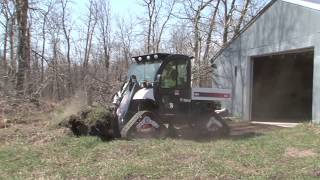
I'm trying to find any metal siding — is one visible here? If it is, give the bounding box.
[313,46,320,123]
[214,0,320,122]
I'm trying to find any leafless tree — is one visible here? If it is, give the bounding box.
[116,17,134,71]
[60,0,73,95]
[233,0,251,36]
[203,0,221,64]
[83,0,98,81]
[39,0,52,83]
[97,0,111,77]
[15,0,29,95]
[181,0,215,87]
[83,0,98,105]
[141,0,176,53]
[0,0,10,89]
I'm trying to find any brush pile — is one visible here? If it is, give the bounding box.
[59,106,116,141]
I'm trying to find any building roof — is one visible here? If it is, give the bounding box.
[211,0,320,63]
[283,0,320,11]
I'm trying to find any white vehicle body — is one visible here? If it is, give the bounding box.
[131,87,232,102]
[133,88,155,101]
[191,88,231,102]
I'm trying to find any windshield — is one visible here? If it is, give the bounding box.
[127,62,162,83]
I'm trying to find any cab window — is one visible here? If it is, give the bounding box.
[161,61,177,88]
[177,61,187,87]
[160,60,188,88]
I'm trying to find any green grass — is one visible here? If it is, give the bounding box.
[0,124,320,179]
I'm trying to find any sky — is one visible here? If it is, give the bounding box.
[109,0,140,18]
[72,0,141,21]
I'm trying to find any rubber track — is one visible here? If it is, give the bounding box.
[120,111,149,138]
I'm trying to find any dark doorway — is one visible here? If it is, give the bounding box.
[252,50,314,122]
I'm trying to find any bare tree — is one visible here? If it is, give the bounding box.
[143,0,156,53]
[203,0,221,64]
[0,0,10,87]
[83,0,98,80]
[15,0,29,95]
[221,0,236,45]
[39,1,52,83]
[97,0,111,77]
[9,2,16,75]
[60,0,73,95]
[154,0,176,52]
[141,0,176,53]
[82,0,98,105]
[116,17,134,71]
[233,0,251,36]
[181,0,214,87]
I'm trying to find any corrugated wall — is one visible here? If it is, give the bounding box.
[214,0,320,123]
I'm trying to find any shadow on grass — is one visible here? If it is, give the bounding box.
[158,121,282,142]
[65,121,283,143]
[166,130,265,143]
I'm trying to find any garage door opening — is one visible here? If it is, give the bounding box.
[251,50,314,122]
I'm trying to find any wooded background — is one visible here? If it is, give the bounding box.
[0,0,269,104]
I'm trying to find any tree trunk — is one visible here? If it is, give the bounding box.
[9,17,16,75]
[222,0,236,45]
[203,0,221,64]
[61,0,73,96]
[234,0,251,36]
[41,13,47,83]
[3,20,9,88]
[15,0,29,96]
[146,0,155,54]
[25,26,32,95]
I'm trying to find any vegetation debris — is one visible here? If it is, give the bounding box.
[59,106,116,141]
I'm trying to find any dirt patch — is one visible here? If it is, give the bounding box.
[228,122,282,137]
[0,119,6,129]
[124,175,149,180]
[0,96,55,126]
[0,98,83,146]
[224,160,259,175]
[285,147,317,158]
[0,95,116,146]
[0,116,70,147]
[313,169,320,177]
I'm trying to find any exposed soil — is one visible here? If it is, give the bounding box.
[0,96,55,127]
[0,114,70,147]
[285,147,317,158]
[141,119,283,141]
[228,121,283,137]
[314,169,320,177]
[0,96,64,146]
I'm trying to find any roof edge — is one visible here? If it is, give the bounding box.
[282,0,320,11]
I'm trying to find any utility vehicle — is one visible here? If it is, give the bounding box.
[112,53,231,139]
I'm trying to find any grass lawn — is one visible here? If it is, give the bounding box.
[0,121,320,179]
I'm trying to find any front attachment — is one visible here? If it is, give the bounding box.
[121,111,167,139]
[197,113,230,138]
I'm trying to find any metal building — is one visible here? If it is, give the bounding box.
[212,0,320,123]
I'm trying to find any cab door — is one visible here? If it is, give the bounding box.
[155,55,191,114]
